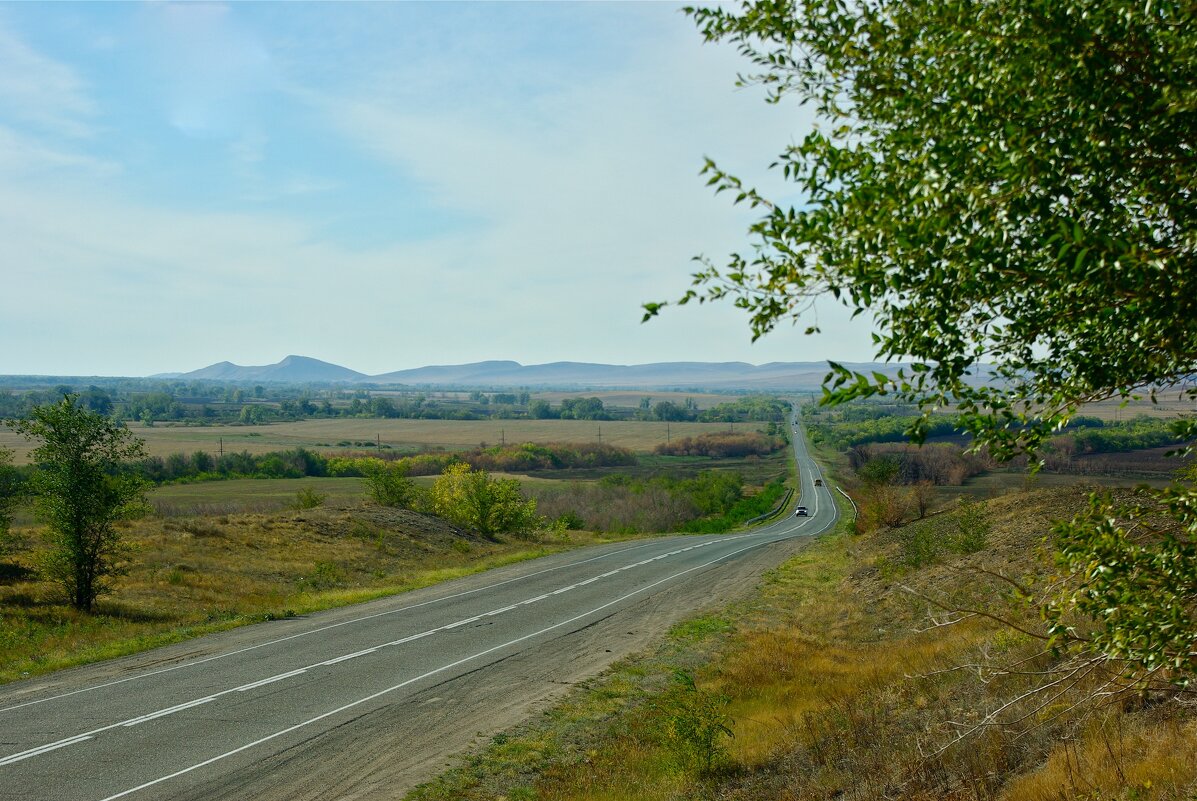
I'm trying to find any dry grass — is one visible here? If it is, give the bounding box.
[407,488,1197,801]
[0,419,747,464]
[0,504,605,684]
[1000,712,1197,801]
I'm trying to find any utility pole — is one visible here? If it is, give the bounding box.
[501,428,505,446]
[219,437,223,459]
[597,425,602,444]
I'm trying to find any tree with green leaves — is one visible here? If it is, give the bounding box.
[428,463,540,540]
[364,459,417,508]
[9,396,147,611]
[0,447,19,557]
[652,1,1197,686]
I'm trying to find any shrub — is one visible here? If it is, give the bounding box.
[651,670,734,775]
[294,488,326,509]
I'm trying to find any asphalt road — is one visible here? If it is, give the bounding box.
[0,418,838,801]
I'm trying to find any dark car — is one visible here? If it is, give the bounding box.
[794,506,809,517]
[814,479,823,486]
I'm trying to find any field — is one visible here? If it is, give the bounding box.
[530,390,739,410]
[0,419,750,465]
[149,477,367,517]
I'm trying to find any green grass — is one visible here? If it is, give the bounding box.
[150,476,367,516]
[524,451,790,485]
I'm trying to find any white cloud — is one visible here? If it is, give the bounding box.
[0,4,878,376]
[0,124,118,176]
[0,19,95,137]
[135,2,276,140]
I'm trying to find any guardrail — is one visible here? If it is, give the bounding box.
[745,487,794,525]
[836,486,858,521]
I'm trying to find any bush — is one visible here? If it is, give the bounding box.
[364,461,417,508]
[294,488,326,509]
[651,670,734,775]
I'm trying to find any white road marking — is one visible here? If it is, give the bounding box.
[319,648,377,667]
[97,528,825,801]
[0,539,669,715]
[0,531,789,768]
[0,734,93,767]
[5,441,835,786]
[122,697,216,727]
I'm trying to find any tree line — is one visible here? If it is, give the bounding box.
[2,383,792,427]
[118,441,640,485]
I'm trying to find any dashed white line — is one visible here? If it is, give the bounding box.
[0,539,669,715]
[96,530,813,801]
[3,455,835,783]
[122,697,216,727]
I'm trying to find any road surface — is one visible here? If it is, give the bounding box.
[0,419,837,800]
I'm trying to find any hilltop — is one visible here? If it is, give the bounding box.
[154,356,908,391]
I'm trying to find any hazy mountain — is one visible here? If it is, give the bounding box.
[164,356,912,390]
[178,355,368,383]
[369,360,857,388]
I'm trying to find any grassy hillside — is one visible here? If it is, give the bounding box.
[0,504,585,685]
[408,488,1197,801]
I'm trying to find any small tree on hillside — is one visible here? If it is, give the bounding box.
[0,447,19,557]
[429,463,539,540]
[9,396,147,611]
[364,459,417,508]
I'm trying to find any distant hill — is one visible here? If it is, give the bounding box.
[176,355,368,383]
[368,360,900,389]
[163,356,907,391]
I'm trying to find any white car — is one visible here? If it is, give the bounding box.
[794,506,809,517]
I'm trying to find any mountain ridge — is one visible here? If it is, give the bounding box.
[157,356,905,391]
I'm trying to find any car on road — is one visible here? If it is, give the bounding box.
[794,506,808,517]
[815,479,823,486]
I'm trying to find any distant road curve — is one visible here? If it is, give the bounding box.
[0,416,837,801]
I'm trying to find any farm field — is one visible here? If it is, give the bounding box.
[938,393,1197,422]
[147,473,585,518]
[0,418,748,465]
[150,477,367,517]
[530,390,739,409]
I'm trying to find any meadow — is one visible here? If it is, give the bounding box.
[0,418,744,465]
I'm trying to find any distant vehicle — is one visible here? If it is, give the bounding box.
[815,479,823,486]
[794,506,809,517]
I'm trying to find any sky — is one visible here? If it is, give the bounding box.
[0,1,876,377]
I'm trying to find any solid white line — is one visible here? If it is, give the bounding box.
[3,450,828,772]
[96,525,828,801]
[0,538,671,715]
[0,734,93,767]
[122,697,216,727]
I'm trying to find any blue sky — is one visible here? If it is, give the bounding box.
[0,2,875,377]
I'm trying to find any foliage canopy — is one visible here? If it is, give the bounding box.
[648,0,1197,456]
[428,463,540,540]
[9,396,147,611]
[656,0,1197,688]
